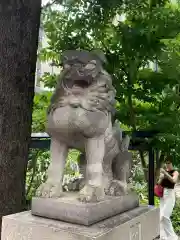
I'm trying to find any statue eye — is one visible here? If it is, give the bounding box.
[85,63,96,70]
[90,60,96,64]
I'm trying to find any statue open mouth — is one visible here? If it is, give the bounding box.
[62,75,93,93]
[73,80,89,89]
[70,79,90,95]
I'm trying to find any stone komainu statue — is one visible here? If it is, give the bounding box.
[36,50,131,202]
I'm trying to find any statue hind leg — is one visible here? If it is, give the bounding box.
[106,136,132,196]
[110,151,132,195]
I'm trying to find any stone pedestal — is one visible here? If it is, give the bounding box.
[31,192,139,225]
[1,206,159,240]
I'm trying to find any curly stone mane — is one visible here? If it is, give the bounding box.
[48,50,116,115]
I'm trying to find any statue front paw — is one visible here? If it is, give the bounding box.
[36,181,63,198]
[78,184,105,202]
[105,180,128,196]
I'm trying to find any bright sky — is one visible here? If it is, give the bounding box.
[42,0,49,6]
[42,0,63,10]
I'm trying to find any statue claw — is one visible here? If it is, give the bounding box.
[78,184,105,202]
[36,181,63,198]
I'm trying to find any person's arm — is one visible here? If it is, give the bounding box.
[158,172,164,184]
[160,168,179,184]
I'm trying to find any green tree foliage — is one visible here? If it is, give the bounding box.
[32,92,52,132]
[171,199,180,235]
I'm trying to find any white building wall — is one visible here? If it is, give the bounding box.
[35,27,59,93]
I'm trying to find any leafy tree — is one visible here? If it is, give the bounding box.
[0,0,41,230]
[32,92,52,132]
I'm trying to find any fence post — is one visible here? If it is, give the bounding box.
[148,147,155,206]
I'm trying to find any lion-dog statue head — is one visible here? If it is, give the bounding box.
[48,50,116,115]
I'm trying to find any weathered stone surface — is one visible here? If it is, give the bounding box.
[31,192,139,226]
[1,206,160,240]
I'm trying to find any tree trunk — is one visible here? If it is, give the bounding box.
[0,0,41,232]
[155,152,165,182]
[127,63,137,131]
[139,150,148,182]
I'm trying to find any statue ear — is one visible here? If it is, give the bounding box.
[91,49,107,64]
[61,51,69,64]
